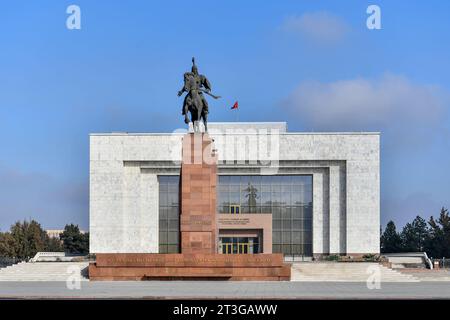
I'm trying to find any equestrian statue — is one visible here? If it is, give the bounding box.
[177,57,220,132]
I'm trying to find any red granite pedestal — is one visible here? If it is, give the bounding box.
[180,133,218,254]
[89,133,291,281]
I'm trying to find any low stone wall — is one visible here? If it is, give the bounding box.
[89,253,291,281]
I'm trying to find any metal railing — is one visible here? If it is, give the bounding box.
[284,255,312,262]
[432,258,450,269]
[0,256,21,269]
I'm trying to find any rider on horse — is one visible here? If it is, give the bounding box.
[178,58,213,130]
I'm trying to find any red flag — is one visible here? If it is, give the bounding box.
[231,101,238,110]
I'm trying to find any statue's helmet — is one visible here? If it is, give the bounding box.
[191,57,198,74]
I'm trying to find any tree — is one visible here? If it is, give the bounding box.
[9,220,49,259]
[0,220,65,259]
[46,237,63,252]
[0,232,17,257]
[381,221,402,253]
[60,224,89,254]
[400,216,429,252]
[426,207,450,258]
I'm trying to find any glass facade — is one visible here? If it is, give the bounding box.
[158,174,313,256]
[158,176,180,253]
[218,175,313,256]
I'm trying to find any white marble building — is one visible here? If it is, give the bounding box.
[90,122,380,257]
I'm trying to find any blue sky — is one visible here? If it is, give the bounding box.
[0,0,449,231]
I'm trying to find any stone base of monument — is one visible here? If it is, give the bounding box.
[89,253,291,281]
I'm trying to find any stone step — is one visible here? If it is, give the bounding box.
[0,262,89,281]
[291,262,420,282]
[397,270,450,282]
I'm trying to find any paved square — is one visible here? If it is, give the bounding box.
[1,281,450,299]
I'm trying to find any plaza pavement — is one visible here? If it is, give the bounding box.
[1,281,450,299]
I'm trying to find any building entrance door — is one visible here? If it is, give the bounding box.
[220,237,259,254]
